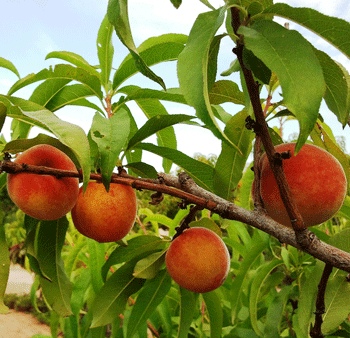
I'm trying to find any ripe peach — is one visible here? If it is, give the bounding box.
[253,143,347,227]
[165,227,230,293]
[71,182,137,243]
[7,144,79,221]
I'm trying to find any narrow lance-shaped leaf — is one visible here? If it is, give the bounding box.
[36,218,73,316]
[97,14,114,88]
[127,114,194,150]
[0,57,20,78]
[238,20,326,152]
[127,270,172,337]
[177,7,241,151]
[177,287,199,338]
[135,143,215,192]
[202,291,224,338]
[108,0,165,90]
[209,80,245,105]
[263,3,350,60]
[113,34,187,89]
[213,109,253,201]
[0,221,10,313]
[91,109,130,190]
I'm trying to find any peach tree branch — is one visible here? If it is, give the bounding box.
[2,159,350,274]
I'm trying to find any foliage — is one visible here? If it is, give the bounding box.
[0,0,350,337]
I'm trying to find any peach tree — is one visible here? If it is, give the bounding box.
[0,0,350,337]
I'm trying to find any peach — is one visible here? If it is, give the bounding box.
[253,143,347,227]
[7,144,79,221]
[165,227,230,293]
[71,182,137,243]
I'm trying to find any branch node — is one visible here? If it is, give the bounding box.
[149,191,164,205]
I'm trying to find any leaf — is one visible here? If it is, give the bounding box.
[202,291,223,338]
[0,221,10,314]
[125,162,158,179]
[209,80,245,105]
[0,102,7,134]
[135,143,215,192]
[133,250,167,279]
[118,85,187,105]
[45,84,104,114]
[177,287,198,338]
[242,47,271,84]
[88,239,105,294]
[238,20,326,152]
[8,64,103,99]
[263,3,350,60]
[97,14,114,88]
[113,34,187,89]
[130,97,178,173]
[127,270,172,337]
[189,218,222,237]
[107,0,165,90]
[0,57,20,78]
[36,218,73,316]
[249,260,284,336]
[170,0,181,9]
[45,51,100,78]
[91,109,130,190]
[312,48,350,126]
[264,285,293,337]
[0,95,91,189]
[213,110,253,201]
[230,232,269,322]
[101,235,167,281]
[177,7,240,150]
[90,260,145,327]
[127,114,194,150]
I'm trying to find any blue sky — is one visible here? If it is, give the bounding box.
[1,0,350,170]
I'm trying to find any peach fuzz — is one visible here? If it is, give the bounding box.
[71,182,137,243]
[165,227,230,293]
[253,143,347,227]
[7,144,79,221]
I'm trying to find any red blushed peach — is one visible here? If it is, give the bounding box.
[253,143,347,227]
[7,144,79,220]
[71,182,137,243]
[165,227,230,293]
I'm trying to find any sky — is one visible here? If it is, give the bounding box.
[1,0,350,171]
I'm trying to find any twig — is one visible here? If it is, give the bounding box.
[310,263,333,338]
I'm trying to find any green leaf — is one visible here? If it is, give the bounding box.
[102,235,167,281]
[189,218,222,237]
[133,250,167,279]
[264,285,293,337]
[37,218,73,316]
[242,47,271,84]
[209,80,245,105]
[313,48,350,126]
[107,0,165,90]
[202,291,223,338]
[170,0,181,9]
[238,20,326,152]
[231,232,269,322]
[135,143,215,192]
[118,85,187,105]
[45,84,104,114]
[125,162,158,179]
[127,114,194,150]
[45,51,100,78]
[0,221,10,314]
[113,34,187,89]
[0,57,20,78]
[263,3,350,60]
[90,260,145,327]
[88,239,105,294]
[0,102,7,134]
[213,110,253,201]
[129,97,177,173]
[249,260,284,336]
[177,287,198,338]
[8,64,103,99]
[0,95,91,189]
[177,7,240,149]
[127,270,172,337]
[97,14,114,88]
[91,109,130,190]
